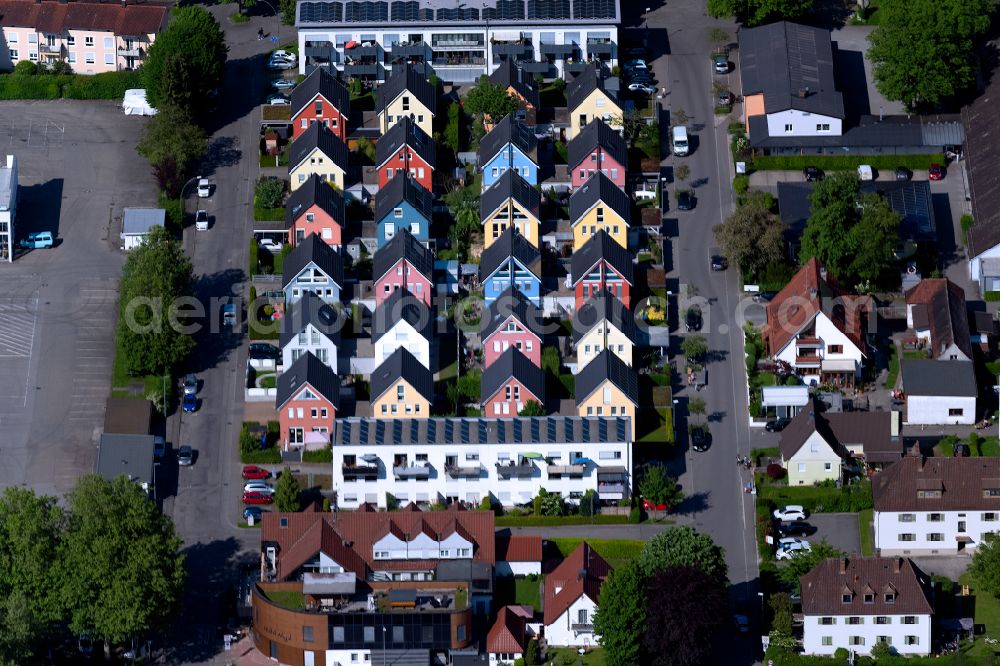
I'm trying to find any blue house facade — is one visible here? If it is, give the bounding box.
[478,115,539,191]
[481,146,538,190]
[373,173,434,249]
[479,227,542,308]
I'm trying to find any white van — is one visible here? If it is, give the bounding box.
[672,125,689,156]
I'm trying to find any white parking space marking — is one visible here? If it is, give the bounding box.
[0,299,35,410]
[68,281,117,421]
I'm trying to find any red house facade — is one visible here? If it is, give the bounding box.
[276,352,340,450]
[481,287,543,368]
[376,116,436,192]
[481,347,544,418]
[372,229,435,307]
[571,230,634,311]
[568,118,628,190]
[290,68,351,142]
[285,175,345,248]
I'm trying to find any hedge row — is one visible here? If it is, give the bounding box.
[0,70,142,100]
[758,478,873,513]
[751,153,945,172]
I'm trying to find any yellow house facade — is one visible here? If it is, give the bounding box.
[289,148,346,192]
[569,89,623,141]
[380,94,434,137]
[782,430,844,486]
[577,382,636,439]
[483,200,540,249]
[575,324,634,369]
[573,204,628,250]
[576,349,639,440]
[372,377,432,419]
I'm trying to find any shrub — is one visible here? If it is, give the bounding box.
[732,174,749,194]
[0,73,63,99]
[254,176,286,209]
[961,213,975,242]
[766,464,785,480]
[752,153,945,172]
[62,70,142,99]
[13,61,37,76]
[628,506,643,523]
[248,238,260,274]
[302,446,332,463]
[157,191,184,232]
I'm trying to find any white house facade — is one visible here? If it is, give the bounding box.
[372,319,430,369]
[772,311,865,385]
[546,596,599,648]
[330,416,631,509]
[281,323,338,371]
[283,262,342,305]
[764,108,843,138]
[902,359,977,426]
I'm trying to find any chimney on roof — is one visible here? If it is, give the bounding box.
[819,266,827,281]
[893,558,901,574]
[809,287,818,298]
[839,557,848,574]
[578,567,587,581]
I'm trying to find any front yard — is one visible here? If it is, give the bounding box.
[549,537,645,570]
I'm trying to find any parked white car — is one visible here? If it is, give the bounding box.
[775,538,812,561]
[259,239,284,253]
[773,505,807,521]
[857,164,874,181]
[244,481,275,494]
[195,210,209,231]
[197,178,211,198]
[270,50,296,62]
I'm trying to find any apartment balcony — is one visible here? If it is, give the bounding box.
[391,42,431,59]
[540,43,576,57]
[548,464,585,477]
[795,336,822,348]
[586,40,615,56]
[348,44,380,58]
[388,61,435,78]
[342,462,378,475]
[305,42,338,63]
[519,60,552,75]
[565,61,589,75]
[794,356,822,368]
[393,463,431,479]
[432,56,486,67]
[496,461,534,478]
[493,41,533,58]
[572,623,594,633]
[118,46,143,58]
[344,62,384,78]
[39,44,65,56]
[445,464,482,479]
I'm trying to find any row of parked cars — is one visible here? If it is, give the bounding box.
[772,505,817,560]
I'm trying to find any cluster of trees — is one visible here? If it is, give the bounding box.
[464,77,521,127]
[707,0,813,26]
[116,225,195,377]
[713,191,785,281]
[799,172,900,288]
[594,527,729,666]
[0,478,186,662]
[137,7,227,196]
[637,466,685,512]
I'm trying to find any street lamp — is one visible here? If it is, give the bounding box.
[178,175,200,230]
[578,647,586,666]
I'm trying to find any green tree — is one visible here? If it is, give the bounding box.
[688,396,706,424]
[279,0,296,23]
[524,637,539,666]
[143,6,228,119]
[464,78,520,123]
[867,0,995,111]
[356,136,376,163]
[578,489,599,517]
[274,467,302,512]
[778,539,845,592]
[713,191,786,278]
[638,467,685,512]
[674,164,690,184]
[533,488,565,516]
[850,192,902,285]
[443,103,462,155]
[13,60,37,76]
[519,400,545,416]
[636,527,729,583]
[254,176,286,209]
[116,225,195,376]
[593,561,647,666]
[870,640,893,660]
[444,185,481,262]
[57,475,186,645]
[707,0,813,26]
[136,104,207,197]
[971,532,1000,598]
[642,566,728,666]
[768,592,793,635]
[680,335,708,363]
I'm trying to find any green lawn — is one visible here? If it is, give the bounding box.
[515,577,542,610]
[883,343,899,388]
[858,508,874,556]
[265,589,305,610]
[903,350,928,360]
[495,514,630,527]
[254,206,285,222]
[639,407,675,444]
[960,572,1000,656]
[549,538,644,570]
[546,647,606,666]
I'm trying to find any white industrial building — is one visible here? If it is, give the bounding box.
[331,416,631,509]
[800,556,933,656]
[295,0,620,83]
[0,154,17,262]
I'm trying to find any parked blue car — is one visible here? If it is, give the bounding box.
[182,393,198,413]
[19,231,53,249]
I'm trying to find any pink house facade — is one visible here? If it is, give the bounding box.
[483,318,542,368]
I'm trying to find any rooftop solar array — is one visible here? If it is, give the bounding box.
[333,416,631,447]
[299,0,617,24]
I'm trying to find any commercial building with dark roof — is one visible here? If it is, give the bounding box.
[901,359,977,426]
[873,452,1000,554]
[800,556,933,656]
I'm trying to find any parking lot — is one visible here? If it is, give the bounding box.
[809,512,862,554]
[0,101,158,496]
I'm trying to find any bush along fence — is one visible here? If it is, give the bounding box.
[0,70,143,100]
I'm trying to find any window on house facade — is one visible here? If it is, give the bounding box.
[817,123,831,132]
[927,533,944,541]
[949,408,964,416]
[828,344,843,353]
[821,637,833,646]
[905,636,919,645]
[84,36,93,46]
[819,617,835,625]
[784,123,793,132]
[898,514,916,522]
[898,533,915,541]
[902,616,917,625]
[927,513,944,522]
[849,636,865,646]
[984,513,998,521]
[875,616,890,624]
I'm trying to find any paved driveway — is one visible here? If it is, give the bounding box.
[809,512,861,555]
[0,102,155,497]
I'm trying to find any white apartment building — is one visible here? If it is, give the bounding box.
[873,453,1000,555]
[295,0,620,83]
[0,154,16,262]
[801,557,933,657]
[331,416,631,509]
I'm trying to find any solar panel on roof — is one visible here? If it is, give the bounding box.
[445,420,454,442]
[427,420,437,442]
[497,423,506,443]
[581,418,590,441]
[393,420,402,443]
[359,419,370,443]
[563,419,573,442]
[410,419,419,442]
[437,7,478,20]
[616,418,626,441]
[513,419,522,442]
[298,1,344,22]
[530,418,539,441]
[547,419,556,442]
[461,421,470,444]
[344,0,388,22]
[599,419,607,441]
[390,0,419,21]
[478,420,487,442]
[573,0,615,18]
[485,0,526,20]
[375,420,385,445]
[341,421,352,444]
[528,0,569,19]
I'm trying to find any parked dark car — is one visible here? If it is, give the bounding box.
[177,445,194,466]
[894,166,912,181]
[765,417,791,432]
[691,426,711,452]
[928,164,946,181]
[182,393,198,413]
[954,443,971,457]
[776,521,817,538]
[711,254,729,271]
[249,342,280,360]
[803,166,824,182]
[685,306,703,332]
[752,291,777,303]
[677,190,695,211]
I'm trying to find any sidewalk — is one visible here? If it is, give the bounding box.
[748,168,931,188]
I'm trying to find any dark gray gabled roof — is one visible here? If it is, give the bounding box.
[478,114,538,168]
[567,63,618,111]
[480,286,544,340]
[97,433,154,487]
[374,172,434,223]
[481,346,545,404]
[739,21,844,119]
[373,227,434,283]
[285,174,345,229]
[572,292,638,344]
[277,351,341,408]
[567,117,627,171]
[279,291,343,347]
[478,227,542,282]
[569,172,631,226]
[480,169,540,222]
[375,64,437,117]
[291,67,350,121]
[289,122,350,173]
[489,58,539,108]
[902,359,977,397]
[375,116,436,170]
[370,347,434,403]
[372,288,433,343]
[575,349,638,406]
[570,229,634,286]
[282,233,344,290]
[964,68,1000,258]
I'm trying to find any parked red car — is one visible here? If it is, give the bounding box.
[243,491,274,505]
[928,164,946,181]
[242,465,271,480]
[642,498,668,511]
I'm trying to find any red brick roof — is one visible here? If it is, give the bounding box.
[873,452,1000,512]
[801,557,933,616]
[904,278,972,360]
[261,505,496,580]
[543,542,610,625]
[0,0,168,35]
[487,606,530,654]
[762,257,870,357]
[496,535,543,563]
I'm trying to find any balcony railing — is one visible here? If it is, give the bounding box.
[343,463,378,475]
[493,42,533,57]
[347,44,380,58]
[795,336,822,347]
[540,43,576,56]
[519,60,552,75]
[565,61,589,74]
[445,464,482,478]
[344,63,383,77]
[572,623,594,633]
[393,464,431,479]
[598,484,625,495]
[391,42,431,58]
[118,46,143,58]
[39,44,65,55]
[794,356,822,367]
[548,464,585,476]
[432,57,486,67]
[496,461,534,478]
